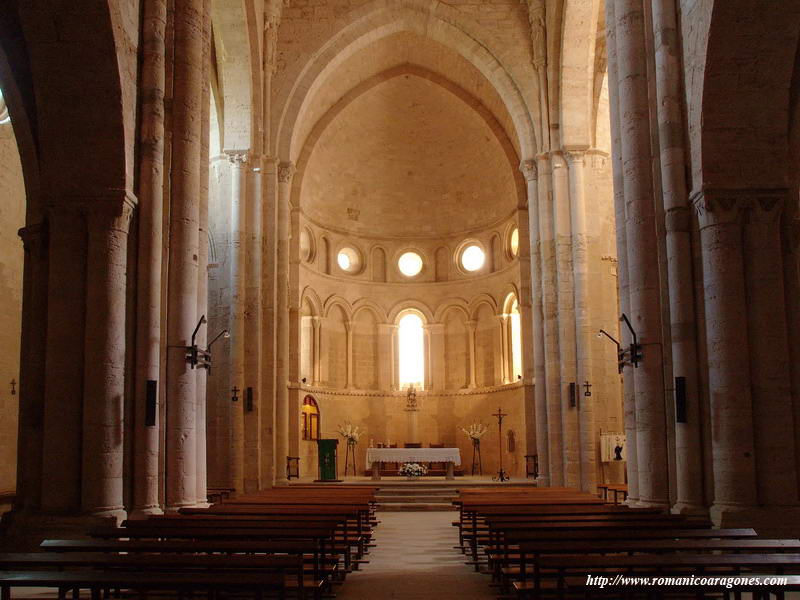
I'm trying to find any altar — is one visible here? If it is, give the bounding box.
[365,447,462,480]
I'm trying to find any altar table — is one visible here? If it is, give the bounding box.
[365,447,462,480]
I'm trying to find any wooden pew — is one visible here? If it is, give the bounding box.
[0,552,313,598]
[0,570,285,600]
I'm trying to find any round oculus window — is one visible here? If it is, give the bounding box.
[337,247,361,273]
[398,251,423,277]
[510,228,519,257]
[460,244,485,272]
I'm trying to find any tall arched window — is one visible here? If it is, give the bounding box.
[302,395,320,441]
[398,312,425,389]
[510,298,523,381]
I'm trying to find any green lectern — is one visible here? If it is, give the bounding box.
[316,438,340,482]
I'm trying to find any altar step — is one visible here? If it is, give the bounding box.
[375,485,459,511]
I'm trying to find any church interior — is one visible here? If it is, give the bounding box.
[0,0,799,597]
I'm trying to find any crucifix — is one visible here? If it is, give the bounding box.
[492,406,510,482]
[231,386,240,402]
[583,381,592,397]
[10,379,16,396]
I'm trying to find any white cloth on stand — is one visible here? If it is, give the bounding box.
[365,447,462,469]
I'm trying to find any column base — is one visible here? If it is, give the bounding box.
[128,506,164,520]
[671,502,708,516]
[629,498,670,510]
[710,503,800,536]
[0,509,125,550]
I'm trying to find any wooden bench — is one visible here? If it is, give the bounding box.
[0,570,286,600]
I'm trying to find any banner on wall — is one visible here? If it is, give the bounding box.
[600,432,626,463]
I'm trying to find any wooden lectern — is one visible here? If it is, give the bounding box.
[315,438,340,482]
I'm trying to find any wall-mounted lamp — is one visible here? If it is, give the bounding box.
[246,387,254,412]
[185,315,229,374]
[620,313,643,369]
[231,386,240,403]
[597,315,642,373]
[597,329,623,373]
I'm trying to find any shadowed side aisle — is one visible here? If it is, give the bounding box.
[337,511,495,600]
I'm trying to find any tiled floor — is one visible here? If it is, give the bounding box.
[337,511,495,599]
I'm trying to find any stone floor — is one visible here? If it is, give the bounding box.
[338,511,495,599]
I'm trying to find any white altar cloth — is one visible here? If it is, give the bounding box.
[365,447,462,469]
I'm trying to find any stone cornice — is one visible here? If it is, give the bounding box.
[296,380,524,399]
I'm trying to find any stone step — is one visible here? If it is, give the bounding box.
[376,488,457,495]
[376,495,457,503]
[377,502,457,512]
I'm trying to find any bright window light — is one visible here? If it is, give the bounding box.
[461,245,485,272]
[398,251,423,277]
[0,89,9,125]
[510,299,523,380]
[510,228,519,257]
[337,247,360,273]
[398,312,425,389]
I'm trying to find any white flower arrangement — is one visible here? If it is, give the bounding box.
[337,422,362,445]
[461,423,489,441]
[399,462,427,477]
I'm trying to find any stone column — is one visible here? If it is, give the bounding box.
[784,214,800,498]
[378,323,394,391]
[244,164,263,493]
[312,316,322,385]
[260,158,277,487]
[605,0,639,503]
[41,206,85,513]
[81,197,135,520]
[426,323,446,392]
[195,0,211,507]
[131,0,167,518]
[743,194,797,507]
[16,223,48,512]
[467,320,478,389]
[552,152,580,488]
[615,0,669,507]
[345,320,354,389]
[496,314,510,384]
[565,150,596,494]
[274,162,294,483]
[692,189,757,521]
[227,151,247,494]
[537,154,563,486]
[650,0,704,514]
[521,159,549,486]
[165,0,204,510]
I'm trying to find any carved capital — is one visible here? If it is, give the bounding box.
[563,150,587,167]
[691,188,788,230]
[278,162,296,184]
[85,196,136,235]
[225,150,249,165]
[519,159,538,181]
[18,222,47,252]
[664,205,692,233]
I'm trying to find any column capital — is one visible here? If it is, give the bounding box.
[467,319,478,332]
[278,162,296,184]
[84,197,136,234]
[224,149,249,165]
[563,149,588,166]
[519,159,538,181]
[18,222,47,251]
[664,205,692,233]
[423,322,445,334]
[691,187,788,229]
